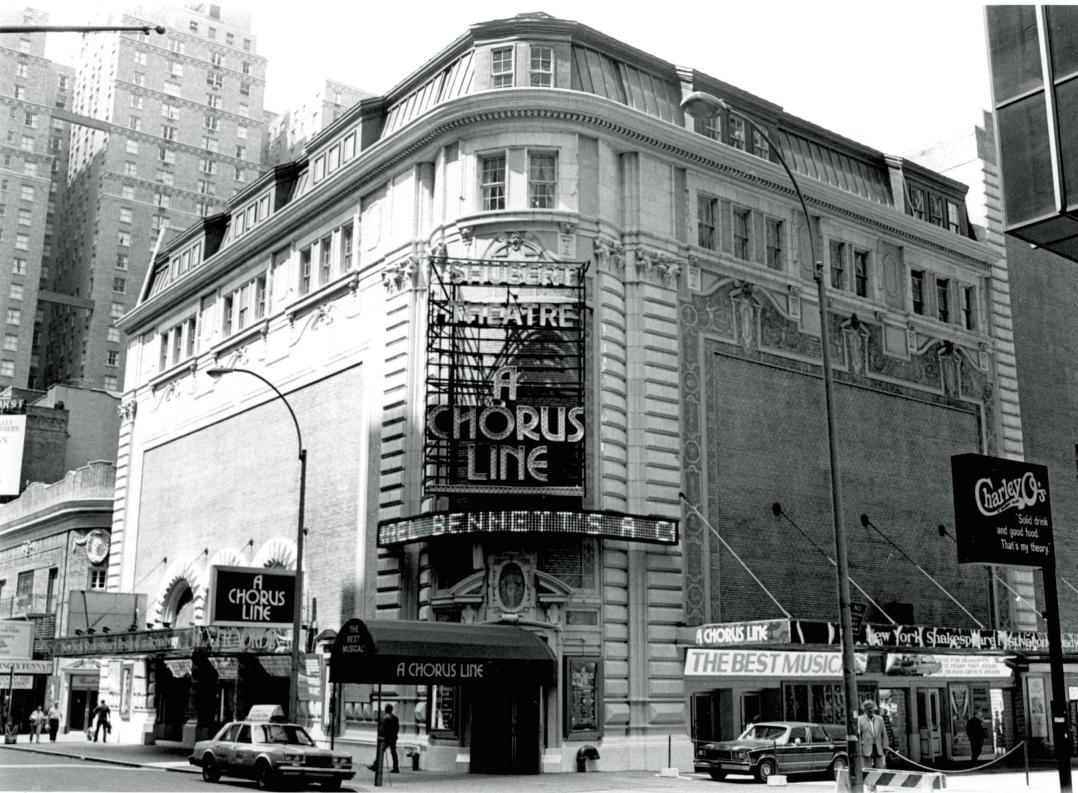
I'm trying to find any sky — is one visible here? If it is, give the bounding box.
[33,0,993,157]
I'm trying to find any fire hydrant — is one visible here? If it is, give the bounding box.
[576,745,600,772]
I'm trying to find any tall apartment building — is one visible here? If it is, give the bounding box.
[0,7,73,391]
[46,3,267,391]
[263,79,375,167]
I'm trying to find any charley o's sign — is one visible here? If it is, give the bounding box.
[951,454,1054,568]
[209,565,296,628]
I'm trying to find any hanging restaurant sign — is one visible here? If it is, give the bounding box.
[951,453,1054,568]
[424,258,586,497]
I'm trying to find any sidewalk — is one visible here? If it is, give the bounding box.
[0,735,1073,793]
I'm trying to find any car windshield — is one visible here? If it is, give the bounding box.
[738,725,788,743]
[259,724,316,746]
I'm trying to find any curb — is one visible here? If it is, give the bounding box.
[0,742,199,774]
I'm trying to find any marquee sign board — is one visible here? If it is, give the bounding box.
[424,257,586,498]
[378,508,678,546]
[208,565,296,628]
[951,454,1054,568]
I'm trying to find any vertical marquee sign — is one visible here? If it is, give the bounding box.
[425,257,586,498]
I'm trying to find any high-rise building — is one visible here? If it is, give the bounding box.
[46,3,268,391]
[0,7,73,391]
[263,79,375,168]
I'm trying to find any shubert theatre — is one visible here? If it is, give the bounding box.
[64,11,1058,774]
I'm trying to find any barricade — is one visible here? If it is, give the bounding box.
[835,767,947,791]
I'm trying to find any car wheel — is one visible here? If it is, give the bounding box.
[322,780,342,791]
[707,770,727,781]
[830,755,849,778]
[255,761,277,791]
[201,754,221,783]
[755,758,777,782]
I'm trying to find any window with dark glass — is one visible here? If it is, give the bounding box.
[481,154,506,210]
[530,46,553,87]
[729,116,746,151]
[946,201,961,233]
[528,152,556,209]
[766,218,783,270]
[962,286,975,330]
[909,187,925,220]
[752,129,770,160]
[698,196,717,250]
[854,249,868,297]
[936,277,950,322]
[733,208,751,260]
[830,241,846,290]
[491,47,513,89]
[928,195,945,227]
[911,270,925,315]
[299,247,312,295]
[319,235,332,285]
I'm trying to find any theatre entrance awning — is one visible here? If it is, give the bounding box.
[329,618,556,686]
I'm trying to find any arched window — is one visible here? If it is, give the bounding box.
[163,582,195,628]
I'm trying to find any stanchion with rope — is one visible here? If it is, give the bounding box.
[885,741,1027,774]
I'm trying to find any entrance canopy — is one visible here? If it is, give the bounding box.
[330,618,556,686]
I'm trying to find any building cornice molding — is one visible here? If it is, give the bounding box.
[121,90,996,332]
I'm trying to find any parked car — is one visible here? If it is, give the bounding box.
[694,721,848,782]
[190,709,354,790]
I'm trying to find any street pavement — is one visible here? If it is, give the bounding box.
[0,735,1074,792]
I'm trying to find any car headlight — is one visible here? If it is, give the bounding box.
[282,753,304,763]
[735,751,748,761]
[332,756,351,767]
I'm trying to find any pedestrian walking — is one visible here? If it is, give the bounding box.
[92,699,111,743]
[28,706,44,743]
[966,708,985,764]
[47,703,61,742]
[367,704,400,773]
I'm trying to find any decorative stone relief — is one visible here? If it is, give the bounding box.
[840,314,869,375]
[118,398,138,423]
[382,256,418,293]
[428,242,448,265]
[730,281,758,351]
[558,222,576,258]
[978,341,992,371]
[938,341,960,398]
[485,231,547,261]
[593,237,625,277]
[787,285,801,319]
[686,256,702,292]
[906,323,918,355]
[634,247,683,287]
[459,226,474,250]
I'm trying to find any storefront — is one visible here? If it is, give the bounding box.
[329,618,557,774]
[681,619,1023,764]
[0,659,52,734]
[53,624,308,746]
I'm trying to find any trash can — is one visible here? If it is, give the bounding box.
[576,745,599,772]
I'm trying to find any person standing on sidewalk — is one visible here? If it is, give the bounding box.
[92,699,111,743]
[367,704,400,773]
[966,709,985,764]
[47,702,61,742]
[857,699,889,791]
[29,706,44,743]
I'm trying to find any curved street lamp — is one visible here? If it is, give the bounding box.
[680,91,864,792]
[207,366,307,725]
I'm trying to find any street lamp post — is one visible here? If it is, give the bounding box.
[680,92,864,793]
[207,367,307,725]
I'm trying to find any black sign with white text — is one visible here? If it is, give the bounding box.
[951,454,1054,568]
[209,565,296,628]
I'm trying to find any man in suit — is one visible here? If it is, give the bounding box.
[857,699,888,790]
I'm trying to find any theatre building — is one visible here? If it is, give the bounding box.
[94,11,1030,772]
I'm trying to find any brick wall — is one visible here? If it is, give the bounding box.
[706,349,991,627]
[134,366,363,630]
